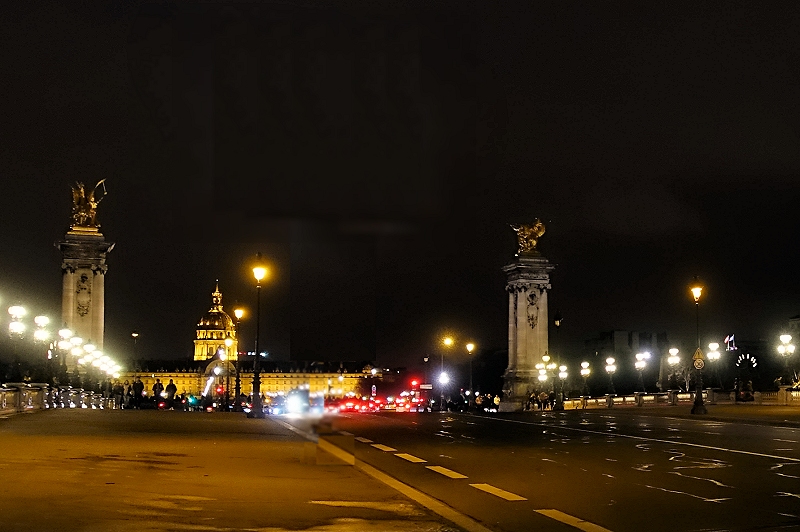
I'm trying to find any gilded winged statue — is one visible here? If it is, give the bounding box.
[71,179,107,227]
[511,220,545,255]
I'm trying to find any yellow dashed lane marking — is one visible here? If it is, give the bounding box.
[469,483,527,501]
[371,444,397,452]
[396,453,427,463]
[427,465,468,479]
[355,437,373,443]
[536,509,614,532]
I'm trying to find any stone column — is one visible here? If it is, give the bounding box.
[55,226,114,373]
[499,252,555,411]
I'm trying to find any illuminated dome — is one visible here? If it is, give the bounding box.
[197,283,234,330]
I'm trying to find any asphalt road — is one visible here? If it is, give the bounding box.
[312,409,800,532]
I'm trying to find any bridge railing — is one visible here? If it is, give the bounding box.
[1,384,115,413]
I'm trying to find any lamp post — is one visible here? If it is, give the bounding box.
[8,305,27,382]
[250,255,267,418]
[233,308,244,410]
[635,352,650,393]
[555,365,567,410]
[57,326,73,385]
[777,334,795,385]
[466,342,475,401]
[707,342,722,388]
[667,348,680,389]
[605,357,616,395]
[131,331,140,380]
[440,336,453,411]
[580,362,590,396]
[33,315,51,382]
[224,336,233,410]
[690,279,707,414]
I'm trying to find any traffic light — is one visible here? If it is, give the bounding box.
[215,385,224,395]
[410,379,419,389]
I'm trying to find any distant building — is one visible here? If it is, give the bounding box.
[115,284,377,402]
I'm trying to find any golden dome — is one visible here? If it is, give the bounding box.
[197,282,234,330]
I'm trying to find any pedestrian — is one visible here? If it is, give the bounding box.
[152,378,164,400]
[132,377,145,408]
[165,379,178,409]
[112,380,124,409]
[123,380,131,409]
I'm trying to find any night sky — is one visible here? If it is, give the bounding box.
[2,2,799,382]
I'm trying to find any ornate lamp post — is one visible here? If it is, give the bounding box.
[605,357,616,395]
[635,352,650,392]
[233,308,244,410]
[580,362,591,396]
[250,255,267,418]
[777,334,795,385]
[690,279,707,414]
[555,365,567,410]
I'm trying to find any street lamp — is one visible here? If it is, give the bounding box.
[689,278,707,414]
[224,336,233,410]
[440,336,454,411]
[233,307,244,410]
[707,342,722,388]
[57,326,73,384]
[466,342,475,406]
[438,371,450,410]
[635,352,650,393]
[8,306,26,381]
[668,348,680,390]
[605,357,616,395]
[250,255,267,419]
[580,362,590,396]
[555,365,567,410]
[777,334,795,385]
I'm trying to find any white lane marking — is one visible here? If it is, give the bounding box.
[644,484,731,502]
[340,431,354,436]
[396,453,427,463]
[536,509,613,532]
[356,461,494,532]
[777,492,800,499]
[469,483,527,501]
[486,417,800,462]
[668,471,734,488]
[774,439,798,443]
[355,437,373,443]
[372,444,397,452]
[427,465,468,479]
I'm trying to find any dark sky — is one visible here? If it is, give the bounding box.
[2,2,799,377]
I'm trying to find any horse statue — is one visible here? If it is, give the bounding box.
[510,220,546,255]
[71,179,107,227]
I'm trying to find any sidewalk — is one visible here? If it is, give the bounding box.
[0,410,465,532]
[587,403,800,428]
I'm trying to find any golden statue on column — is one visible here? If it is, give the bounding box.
[511,219,545,256]
[71,179,107,228]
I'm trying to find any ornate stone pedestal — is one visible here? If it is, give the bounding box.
[499,239,555,412]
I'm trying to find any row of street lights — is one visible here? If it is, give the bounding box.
[6,304,122,386]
